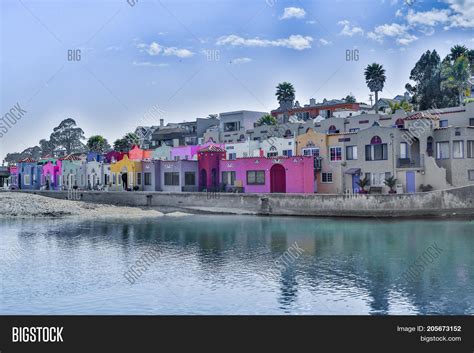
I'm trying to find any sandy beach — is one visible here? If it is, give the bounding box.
[0,192,189,219]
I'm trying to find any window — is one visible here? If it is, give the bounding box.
[164,172,180,186]
[302,148,319,157]
[365,144,388,161]
[247,170,265,185]
[330,147,342,161]
[453,141,464,159]
[400,142,408,159]
[137,173,142,185]
[228,153,237,160]
[395,118,404,128]
[144,172,151,185]
[283,150,293,157]
[469,170,474,181]
[467,141,474,158]
[224,121,240,132]
[222,171,236,185]
[366,172,390,186]
[322,173,333,183]
[24,175,30,185]
[328,125,337,133]
[267,151,278,158]
[440,120,448,128]
[173,156,180,161]
[349,128,360,133]
[346,146,358,160]
[184,172,195,186]
[470,118,474,127]
[436,142,450,159]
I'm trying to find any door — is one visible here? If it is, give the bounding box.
[200,169,207,191]
[121,172,128,190]
[270,164,286,193]
[352,174,360,194]
[406,171,415,193]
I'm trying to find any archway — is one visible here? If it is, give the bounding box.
[200,169,207,191]
[270,164,286,193]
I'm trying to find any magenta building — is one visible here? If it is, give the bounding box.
[198,146,315,193]
[41,159,62,190]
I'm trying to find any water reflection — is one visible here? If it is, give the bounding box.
[0,216,473,314]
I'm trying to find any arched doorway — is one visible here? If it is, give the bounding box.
[427,136,434,157]
[121,172,128,190]
[270,164,286,193]
[200,169,207,191]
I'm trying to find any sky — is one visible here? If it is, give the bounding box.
[0,0,473,161]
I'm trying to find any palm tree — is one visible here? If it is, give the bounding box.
[275,82,295,107]
[256,114,277,127]
[364,63,386,112]
[449,45,468,62]
[441,55,471,105]
[388,100,413,114]
[356,176,370,194]
[384,176,398,193]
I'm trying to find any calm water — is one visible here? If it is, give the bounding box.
[1,215,473,315]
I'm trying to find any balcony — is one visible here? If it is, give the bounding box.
[396,154,424,169]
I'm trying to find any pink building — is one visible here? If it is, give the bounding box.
[198,147,315,193]
[128,145,152,160]
[171,142,225,161]
[41,159,62,190]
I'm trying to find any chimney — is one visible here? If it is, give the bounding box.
[160,119,164,127]
[309,98,316,106]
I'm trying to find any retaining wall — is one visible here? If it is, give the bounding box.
[18,185,474,217]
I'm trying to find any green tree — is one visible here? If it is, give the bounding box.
[441,55,471,105]
[344,94,356,103]
[388,100,413,114]
[87,135,111,153]
[275,82,295,106]
[113,132,139,152]
[405,50,444,110]
[50,118,86,155]
[39,139,56,157]
[256,114,277,127]
[364,63,386,112]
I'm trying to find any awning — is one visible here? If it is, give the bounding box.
[344,168,361,175]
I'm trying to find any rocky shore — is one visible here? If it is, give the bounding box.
[0,192,187,219]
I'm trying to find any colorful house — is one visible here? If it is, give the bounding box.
[17,158,39,190]
[151,145,172,161]
[159,160,199,192]
[170,145,200,161]
[8,165,18,189]
[40,159,62,190]
[197,145,227,190]
[141,161,161,191]
[104,151,126,163]
[128,145,153,161]
[110,155,143,191]
[61,155,85,189]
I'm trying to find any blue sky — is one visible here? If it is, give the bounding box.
[1,0,473,161]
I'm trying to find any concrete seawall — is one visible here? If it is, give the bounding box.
[16,185,474,217]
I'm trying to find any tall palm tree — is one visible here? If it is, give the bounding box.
[364,63,386,112]
[275,82,295,107]
[449,45,468,62]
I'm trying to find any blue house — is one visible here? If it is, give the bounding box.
[17,158,40,190]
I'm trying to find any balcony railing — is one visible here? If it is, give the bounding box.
[396,154,424,168]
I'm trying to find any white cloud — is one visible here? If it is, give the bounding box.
[306,20,316,24]
[216,34,313,50]
[443,0,474,28]
[230,57,252,64]
[106,45,122,51]
[319,38,332,46]
[395,9,403,17]
[280,7,306,20]
[367,23,418,45]
[338,20,364,36]
[132,61,169,67]
[137,42,194,58]
[406,8,451,26]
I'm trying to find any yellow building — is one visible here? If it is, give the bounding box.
[110,155,143,191]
